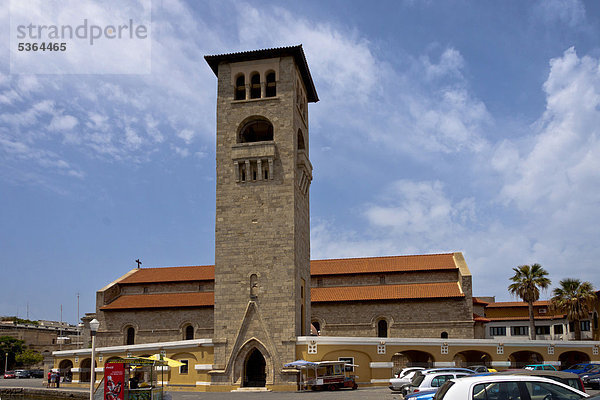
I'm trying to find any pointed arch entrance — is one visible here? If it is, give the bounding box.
[244,348,266,387]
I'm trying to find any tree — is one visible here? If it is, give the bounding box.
[508,264,551,340]
[550,279,596,340]
[0,336,25,372]
[15,349,43,367]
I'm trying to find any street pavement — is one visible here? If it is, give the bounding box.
[2,378,599,399]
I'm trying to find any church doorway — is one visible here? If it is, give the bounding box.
[244,348,266,387]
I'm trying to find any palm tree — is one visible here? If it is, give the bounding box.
[550,279,596,340]
[508,264,551,340]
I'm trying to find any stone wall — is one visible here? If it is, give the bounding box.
[96,307,213,347]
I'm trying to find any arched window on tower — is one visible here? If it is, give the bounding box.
[265,71,276,97]
[250,72,261,99]
[377,319,388,338]
[185,325,194,340]
[297,129,305,151]
[441,331,449,339]
[239,119,273,143]
[235,74,245,100]
[126,327,135,345]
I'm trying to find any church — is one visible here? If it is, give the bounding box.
[53,46,600,392]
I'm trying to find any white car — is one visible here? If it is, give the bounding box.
[389,367,425,391]
[405,371,472,396]
[434,374,589,400]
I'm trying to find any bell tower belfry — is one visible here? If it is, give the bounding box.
[205,46,318,390]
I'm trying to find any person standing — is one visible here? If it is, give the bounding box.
[47,370,51,388]
[55,370,60,388]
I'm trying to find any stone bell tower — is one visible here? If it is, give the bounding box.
[204,46,318,390]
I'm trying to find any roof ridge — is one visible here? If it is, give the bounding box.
[311,253,455,263]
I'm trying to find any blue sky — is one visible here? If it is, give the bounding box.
[1,0,600,324]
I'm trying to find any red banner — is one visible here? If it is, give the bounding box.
[104,363,125,400]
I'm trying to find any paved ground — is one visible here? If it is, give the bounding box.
[2,378,599,399]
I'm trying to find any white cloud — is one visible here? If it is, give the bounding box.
[177,129,196,145]
[496,47,600,212]
[49,115,78,131]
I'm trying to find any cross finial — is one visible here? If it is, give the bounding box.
[135,259,142,268]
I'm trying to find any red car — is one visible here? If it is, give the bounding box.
[3,371,16,379]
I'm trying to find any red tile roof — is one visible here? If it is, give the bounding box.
[487,315,566,322]
[473,297,490,306]
[119,266,214,284]
[311,282,463,303]
[310,253,458,276]
[100,292,214,310]
[485,301,550,308]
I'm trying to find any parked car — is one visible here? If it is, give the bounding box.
[496,369,585,392]
[434,374,588,400]
[524,364,557,371]
[28,369,44,378]
[583,372,600,390]
[405,389,437,400]
[564,363,600,375]
[404,370,473,396]
[389,367,426,391]
[470,365,497,373]
[3,371,16,379]
[14,369,30,379]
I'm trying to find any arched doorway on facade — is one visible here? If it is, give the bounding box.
[244,348,266,387]
[58,359,73,382]
[453,350,492,368]
[392,350,435,372]
[79,358,91,382]
[509,351,544,369]
[559,351,590,370]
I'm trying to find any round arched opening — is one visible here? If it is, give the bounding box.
[453,350,492,369]
[184,325,194,340]
[559,351,590,370]
[392,350,435,370]
[509,350,544,368]
[239,119,273,143]
[58,359,73,382]
[377,319,388,338]
[79,358,91,382]
[244,348,266,387]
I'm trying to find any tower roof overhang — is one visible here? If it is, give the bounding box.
[204,45,319,103]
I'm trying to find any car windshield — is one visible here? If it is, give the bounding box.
[568,364,585,370]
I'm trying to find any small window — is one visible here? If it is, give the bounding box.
[338,357,354,372]
[377,319,388,338]
[569,322,575,332]
[185,325,194,340]
[490,327,506,336]
[143,287,149,294]
[265,71,276,97]
[312,321,320,333]
[297,129,305,151]
[473,381,523,400]
[594,313,598,330]
[250,73,261,99]
[126,327,135,345]
[235,74,245,100]
[511,326,528,336]
[179,360,188,374]
[554,324,564,334]
[581,320,591,331]
[535,326,550,335]
[441,331,448,339]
